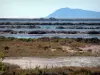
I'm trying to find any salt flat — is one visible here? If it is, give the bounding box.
[2,57,100,69]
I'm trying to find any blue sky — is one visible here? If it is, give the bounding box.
[0,0,100,18]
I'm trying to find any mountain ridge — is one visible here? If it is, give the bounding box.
[47,8,100,18]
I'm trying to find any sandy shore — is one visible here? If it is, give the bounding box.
[2,57,100,69]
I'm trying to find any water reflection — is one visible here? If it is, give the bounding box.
[0,34,100,39]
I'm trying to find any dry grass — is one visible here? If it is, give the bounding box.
[0,38,100,57]
[1,63,100,75]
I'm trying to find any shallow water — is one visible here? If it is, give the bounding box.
[0,28,100,32]
[0,34,100,39]
[0,25,100,39]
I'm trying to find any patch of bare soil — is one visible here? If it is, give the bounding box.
[79,45,100,54]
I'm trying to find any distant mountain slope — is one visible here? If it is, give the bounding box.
[47,8,100,18]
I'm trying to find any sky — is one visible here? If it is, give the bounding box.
[0,0,100,18]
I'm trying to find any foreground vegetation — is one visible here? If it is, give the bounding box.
[0,37,100,57]
[0,37,100,75]
[0,62,100,75]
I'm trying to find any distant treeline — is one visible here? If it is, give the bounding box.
[56,26,100,29]
[1,25,100,29]
[0,18,100,21]
[0,22,100,25]
[0,30,100,34]
[0,25,40,28]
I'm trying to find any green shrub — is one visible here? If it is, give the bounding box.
[0,52,5,59]
[72,69,92,75]
[0,62,5,73]
[19,38,33,42]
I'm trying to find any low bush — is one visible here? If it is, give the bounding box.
[0,52,5,59]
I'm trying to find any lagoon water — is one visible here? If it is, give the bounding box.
[0,25,100,39]
[0,33,100,39]
[0,20,100,39]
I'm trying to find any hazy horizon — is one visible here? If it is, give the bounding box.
[0,0,100,18]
